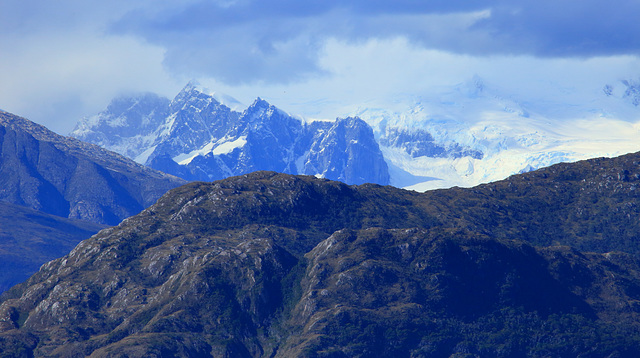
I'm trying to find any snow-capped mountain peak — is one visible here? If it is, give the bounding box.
[353,75,640,190]
[180,80,245,111]
[71,76,640,192]
[72,83,390,186]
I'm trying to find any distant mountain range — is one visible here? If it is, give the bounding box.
[71,77,640,191]
[3,152,640,356]
[353,76,640,190]
[71,82,390,186]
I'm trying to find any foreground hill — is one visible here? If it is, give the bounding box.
[3,152,640,356]
[0,110,186,225]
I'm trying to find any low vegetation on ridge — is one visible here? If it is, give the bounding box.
[2,152,640,356]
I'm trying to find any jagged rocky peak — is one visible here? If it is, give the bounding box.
[71,83,391,186]
[173,80,244,111]
[241,97,297,127]
[238,97,300,135]
[302,116,390,185]
[248,96,271,111]
[170,81,224,113]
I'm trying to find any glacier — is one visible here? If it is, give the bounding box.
[349,76,640,190]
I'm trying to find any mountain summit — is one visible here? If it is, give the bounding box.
[71,84,390,185]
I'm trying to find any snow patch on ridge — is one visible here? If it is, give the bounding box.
[173,136,248,165]
[136,145,157,164]
[212,136,247,155]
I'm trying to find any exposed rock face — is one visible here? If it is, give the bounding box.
[0,110,186,225]
[301,117,390,185]
[71,84,390,185]
[3,151,640,356]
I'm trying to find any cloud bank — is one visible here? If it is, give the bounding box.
[109,0,640,83]
[0,0,639,133]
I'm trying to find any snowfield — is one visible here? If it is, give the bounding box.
[353,77,640,190]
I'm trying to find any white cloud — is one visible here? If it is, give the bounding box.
[0,31,181,133]
[0,0,639,135]
[199,38,640,122]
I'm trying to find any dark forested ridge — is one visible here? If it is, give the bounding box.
[2,152,640,357]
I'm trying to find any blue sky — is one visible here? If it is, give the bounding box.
[1,0,639,133]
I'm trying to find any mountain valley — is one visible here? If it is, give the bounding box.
[0,110,185,295]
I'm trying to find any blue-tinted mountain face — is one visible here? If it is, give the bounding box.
[0,110,185,225]
[0,110,186,294]
[72,83,390,185]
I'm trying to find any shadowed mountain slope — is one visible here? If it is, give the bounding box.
[0,110,186,225]
[0,202,106,293]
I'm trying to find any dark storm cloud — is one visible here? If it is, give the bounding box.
[108,0,640,84]
[473,0,640,57]
[4,0,640,86]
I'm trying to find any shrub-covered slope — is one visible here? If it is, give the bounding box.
[3,152,640,356]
